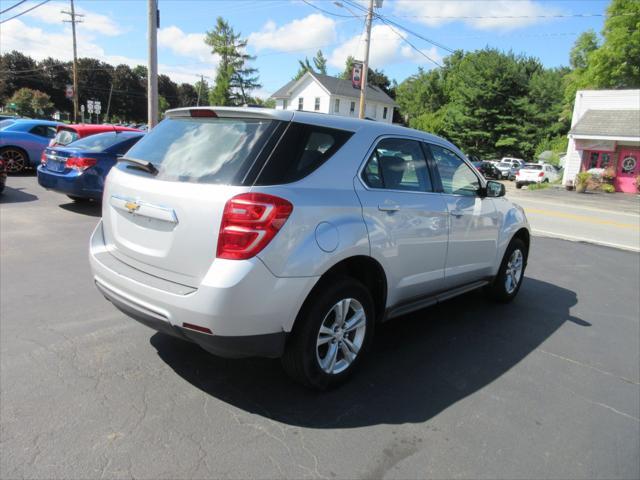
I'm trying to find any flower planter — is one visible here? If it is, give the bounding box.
[575,184,587,193]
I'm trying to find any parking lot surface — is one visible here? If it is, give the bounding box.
[1,176,639,479]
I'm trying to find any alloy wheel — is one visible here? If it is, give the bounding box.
[1,149,27,173]
[316,298,366,375]
[505,249,524,294]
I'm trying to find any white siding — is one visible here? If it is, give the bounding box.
[563,89,640,186]
[278,76,331,113]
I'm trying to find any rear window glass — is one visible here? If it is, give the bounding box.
[55,129,79,146]
[68,132,134,152]
[123,117,275,184]
[256,122,353,185]
[524,164,542,170]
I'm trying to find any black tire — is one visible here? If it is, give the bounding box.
[543,178,549,183]
[0,147,29,174]
[486,238,527,303]
[281,276,375,390]
[516,183,523,189]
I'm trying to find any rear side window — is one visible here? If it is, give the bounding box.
[255,122,352,185]
[55,129,79,146]
[30,125,56,138]
[124,117,276,184]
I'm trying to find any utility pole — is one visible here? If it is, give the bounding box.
[62,0,83,123]
[147,0,159,128]
[196,74,204,106]
[105,82,114,122]
[358,0,374,119]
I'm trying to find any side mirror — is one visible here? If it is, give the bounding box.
[485,180,506,198]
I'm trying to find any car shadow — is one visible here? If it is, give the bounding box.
[149,277,584,428]
[0,186,38,204]
[59,201,102,217]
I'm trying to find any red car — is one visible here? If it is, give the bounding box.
[50,124,141,147]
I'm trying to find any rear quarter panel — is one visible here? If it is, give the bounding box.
[0,131,47,165]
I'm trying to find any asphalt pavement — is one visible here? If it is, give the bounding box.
[1,176,639,479]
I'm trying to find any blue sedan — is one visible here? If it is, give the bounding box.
[37,131,144,202]
[0,119,61,173]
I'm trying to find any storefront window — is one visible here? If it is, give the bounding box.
[600,153,611,168]
[585,151,615,171]
[589,152,599,169]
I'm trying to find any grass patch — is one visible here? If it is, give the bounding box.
[527,182,551,191]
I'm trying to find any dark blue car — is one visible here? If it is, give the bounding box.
[37,131,144,202]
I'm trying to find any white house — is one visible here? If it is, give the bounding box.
[563,89,640,193]
[271,72,396,124]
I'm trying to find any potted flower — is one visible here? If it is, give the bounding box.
[575,172,591,193]
[602,167,616,185]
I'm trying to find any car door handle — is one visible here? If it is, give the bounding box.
[378,204,401,212]
[450,210,464,217]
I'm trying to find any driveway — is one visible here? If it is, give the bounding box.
[1,176,639,479]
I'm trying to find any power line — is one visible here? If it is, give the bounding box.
[0,0,50,24]
[0,0,27,15]
[392,12,638,19]
[300,0,365,18]
[378,17,443,68]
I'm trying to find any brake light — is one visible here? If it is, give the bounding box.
[538,171,545,177]
[217,193,293,260]
[66,156,97,171]
[40,151,47,165]
[190,109,217,118]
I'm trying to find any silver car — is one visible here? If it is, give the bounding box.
[89,107,530,389]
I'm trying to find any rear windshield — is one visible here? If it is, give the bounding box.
[67,132,134,152]
[524,164,542,170]
[55,129,79,146]
[123,117,275,184]
[498,162,512,167]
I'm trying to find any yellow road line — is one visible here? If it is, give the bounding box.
[525,207,640,230]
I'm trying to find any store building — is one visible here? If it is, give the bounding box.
[563,89,640,193]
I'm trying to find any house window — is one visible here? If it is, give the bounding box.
[283,99,287,109]
[298,97,303,110]
[584,151,613,170]
[350,101,355,115]
[314,97,321,111]
[334,98,340,113]
[383,107,388,119]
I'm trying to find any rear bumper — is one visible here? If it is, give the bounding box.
[37,165,103,200]
[89,221,317,358]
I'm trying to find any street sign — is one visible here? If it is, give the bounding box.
[80,104,85,112]
[352,61,363,90]
[94,101,102,114]
[65,85,74,99]
[53,111,61,120]
[87,100,94,114]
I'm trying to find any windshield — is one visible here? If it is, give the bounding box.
[67,132,133,152]
[123,117,276,184]
[524,164,542,170]
[0,120,15,130]
[499,162,512,167]
[54,129,79,146]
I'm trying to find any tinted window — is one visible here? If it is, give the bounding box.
[256,122,352,185]
[124,117,275,184]
[429,144,480,196]
[67,132,140,152]
[30,125,56,138]
[362,138,432,192]
[113,136,143,155]
[524,164,542,170]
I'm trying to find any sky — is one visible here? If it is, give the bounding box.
[0,0,610,98]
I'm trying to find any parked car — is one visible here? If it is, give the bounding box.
[89,107,531,389]
[472,161,502,180]
[515,163,559,188]
[0,156,7,194]
[495,161,521,180]
[38,131,144,202]
[0,119,60,173]
[50,124,141,147]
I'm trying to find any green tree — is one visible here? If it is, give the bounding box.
[193,78,210,106]
[177,82,198,107]
[9,88,54,117]
[205,17,260,106]
[569,30,599,70]
[158,95,170,120]
[293,50,328,80]
[313,50,327,75]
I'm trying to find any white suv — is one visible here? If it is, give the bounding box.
[515,163,559,188]
[89,107,530,389]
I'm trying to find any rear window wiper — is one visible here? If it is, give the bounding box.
[118,156,158,175]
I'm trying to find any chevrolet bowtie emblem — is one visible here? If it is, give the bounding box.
[124,201,140,213]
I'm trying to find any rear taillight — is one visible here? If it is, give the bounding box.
[217,193,293,260]
[66,157,97,171]
[40,151,47,165]
[538,171,544,177]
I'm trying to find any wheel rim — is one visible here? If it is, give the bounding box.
[504,249,524,294]
[2,149,26,173]
[316,298,366,375]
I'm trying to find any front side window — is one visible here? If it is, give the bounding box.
[298,97,303,110]
[429,144,480,196]
[334,98,340,113]
[362,138,432,192]
[314,97,321,111]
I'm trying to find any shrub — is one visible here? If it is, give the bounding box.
[575,172,592,193]
[600,183,616,193]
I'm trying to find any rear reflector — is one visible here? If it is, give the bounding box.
[538,171,545,177]
[190,109,217,118]
[40,151,47,165]
[217,193,293,260]
[182,323,213,335]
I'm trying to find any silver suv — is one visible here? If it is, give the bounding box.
[90,107,530,389]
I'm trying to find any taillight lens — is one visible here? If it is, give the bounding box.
[66,156,97,171]
[538,171,544,177]
[40,151,47,165]
[217,193,293,260]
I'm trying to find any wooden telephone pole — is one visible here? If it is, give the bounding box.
[62,0,83,123]
[358,0,375,119]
